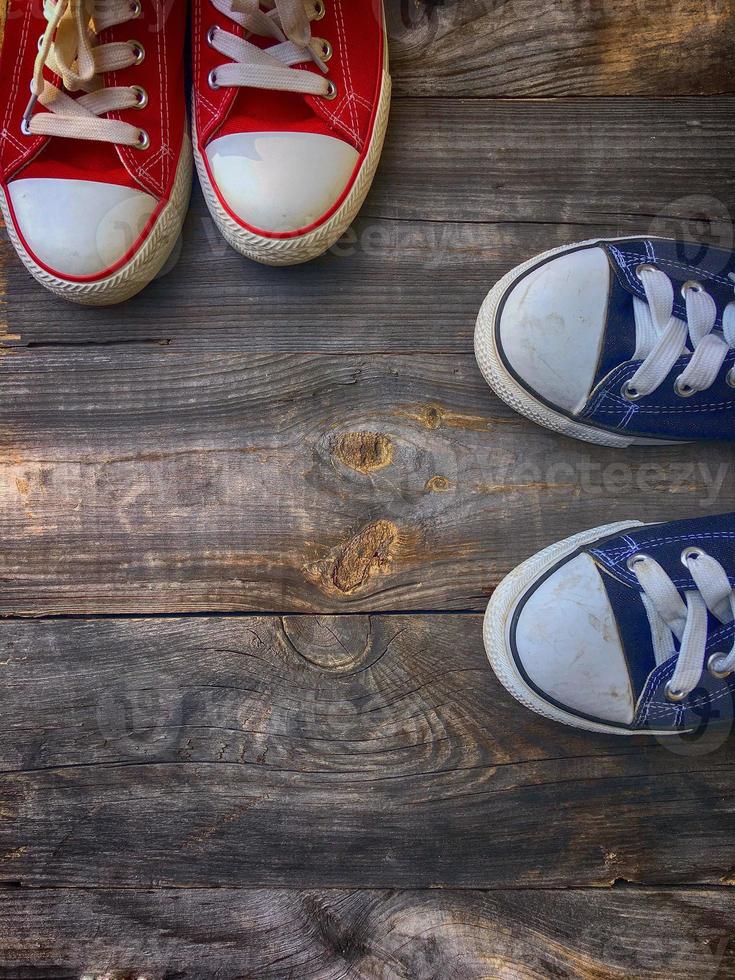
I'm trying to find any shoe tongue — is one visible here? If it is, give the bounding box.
[590,262,639,383]
[594,564,658,700]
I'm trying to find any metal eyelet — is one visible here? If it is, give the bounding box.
[207,25,218,46]
[37,34,45,51]
[681,279,704,297]
[665,682,688,703]
[134,128,150,150]
[323,79,338,100]
[20,118,32,137]
[129,0,142,17]
[131,85,148,108]
[707,653,733,680]
[621,380,644,402]
[674,378,696,398]
[208,69,220,90]
[313,0,326,20]
[129,40,145,64]
[626,553,651,573]
[635,262,658,279]
[726,367,735,388]
[315,37,332,61]
[681,546,705,567]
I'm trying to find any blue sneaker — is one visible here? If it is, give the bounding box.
[475,237,735,446]
[484,514,735,735]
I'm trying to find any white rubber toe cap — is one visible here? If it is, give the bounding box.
[498,246,612,414]
[514,553,635,725]
[205,131,359,234]
[7,177,158,279]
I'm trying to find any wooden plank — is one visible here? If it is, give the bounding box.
[3,97,734,350]
[0,885,733,979]
[2,0,734,102]
[1,348,733,615]
[1,615,733,888]
[389,0,735,98]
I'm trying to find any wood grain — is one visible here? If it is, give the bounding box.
[388,0,735,98]
[1,2,734,973]
[0,886,733,979]
[3,0,735,101]
[1,348,733,615]
[3,98,734,351]
[1,615,733,889]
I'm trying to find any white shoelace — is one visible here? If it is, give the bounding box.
[207,0,335,98]
[23,0,149,149]
[630,548,735,701]
[624,266,735,401]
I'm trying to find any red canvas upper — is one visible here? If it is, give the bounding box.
[192,0,385,233]
[0,0,187,202]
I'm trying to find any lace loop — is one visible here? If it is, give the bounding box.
[627,266,735,399]
[23,0,146,148]
[632,549,735,699]
[208,0,333,97]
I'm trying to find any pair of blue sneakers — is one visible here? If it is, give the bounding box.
[474,237,734,736]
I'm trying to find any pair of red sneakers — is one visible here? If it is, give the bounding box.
[0,0,390,304]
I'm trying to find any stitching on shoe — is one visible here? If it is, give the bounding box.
[319,100,361,146]
[591,532,735,592]
[1,129,27,154]
[3,4,34,174]
[138,143,174,181]
[192,0,218,124]
[333,0,358,135]
[611,245,735,290]
[160,0,170,191]
[641,661,735,719]
[583,359,735,420]
[115,5,168,198]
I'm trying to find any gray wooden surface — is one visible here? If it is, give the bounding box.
[6,97,735,349]
[1,1,734,977]
[2,888,733,979]
[2,349,734,616]
[2,616,734,890]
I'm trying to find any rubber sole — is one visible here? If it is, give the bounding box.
[483,519,680,736]
[193,64,391,267]
[473,237,681,448]
[0,137,193,307]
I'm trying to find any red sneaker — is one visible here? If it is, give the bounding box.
[0,1,191,305]
[192,0,390,265]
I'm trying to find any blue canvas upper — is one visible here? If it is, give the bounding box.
[577,238,735,441]
[587,513,735,732]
